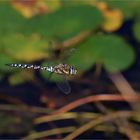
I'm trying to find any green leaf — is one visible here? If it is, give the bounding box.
[0,54,18,72]
[106,0,140,19]
[101,38,134,73]
[133,21,140,42]
[21,5,103,40]
[2,34,50,62]
[67,42,96,73]
[9,71,34,85]
[44,0,61,11]
[0,2,25,36]
[9,72,25,85]
[67,35,135,73]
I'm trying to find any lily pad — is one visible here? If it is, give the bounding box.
[2,34,50,62]
[9,70,34,85]
[106,0,140,19]
[21,5,103,40]
[44,0,61,12]
[67,35,135,73]
[133,21,140,42]
[0,2,25,36]
[0,54,18,72]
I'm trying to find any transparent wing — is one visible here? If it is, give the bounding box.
[56,48,76,94]
[56,75,71,94]
[63,48,76,61]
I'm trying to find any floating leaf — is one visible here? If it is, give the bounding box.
[12,0,51,18]
[9,70,34,85]
[9,72,25,85]
[44,0,61,12]
[2,34,49,62]
[0,54,18,72]
[106,0,140,19]
[101,8,123,32]
[0,2,25,36]
[67,35,135,73]
[12,0,39,18]
[133,21,140,42]
[67,43,96,73]
[21,5,103,40]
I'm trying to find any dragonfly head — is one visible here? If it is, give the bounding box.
[70,67,77,75]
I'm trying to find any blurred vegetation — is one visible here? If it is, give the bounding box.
[0,0,140,139]
[0,0,138,83]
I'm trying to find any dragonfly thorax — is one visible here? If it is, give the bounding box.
[53,63,77,75]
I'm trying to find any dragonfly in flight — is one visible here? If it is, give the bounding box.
[6,63,77,94]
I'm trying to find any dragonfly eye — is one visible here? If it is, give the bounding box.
[70,67,77,75]
[70,67,73,74]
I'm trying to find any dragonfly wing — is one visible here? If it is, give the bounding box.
[63,48,76,61]
[56,75,71,94]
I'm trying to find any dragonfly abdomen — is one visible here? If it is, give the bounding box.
[6,63,40,69]
[6,63,54,72]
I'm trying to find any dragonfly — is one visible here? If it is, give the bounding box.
[6,63,77,94]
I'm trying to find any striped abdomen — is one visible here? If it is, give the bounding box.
[6,63,53,72]
[6,63,77,75]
